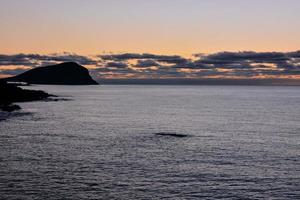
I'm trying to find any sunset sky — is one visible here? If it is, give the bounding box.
[1,0,300,80]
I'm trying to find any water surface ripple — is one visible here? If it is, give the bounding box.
[1,85,300,199]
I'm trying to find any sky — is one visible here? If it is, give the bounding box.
[0,0,300,81]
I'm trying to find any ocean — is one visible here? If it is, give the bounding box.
[1,85,300,199]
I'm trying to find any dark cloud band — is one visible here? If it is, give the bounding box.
[1,51,300,78]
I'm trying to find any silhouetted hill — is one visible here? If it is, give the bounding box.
[5,62,98,85]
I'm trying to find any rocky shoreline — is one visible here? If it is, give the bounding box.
[0,80,52,112]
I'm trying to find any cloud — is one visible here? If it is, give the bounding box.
[0,68,28,75]
[99,53,189,64]
[1,51,300,79]
[46,53,97,65]
[0,53,97,67]
[0,54,37,66]
[191,51,300,72]
[134,59,160,68]
[172,61,211,69]
[105,61,128,68]
[195,51,289,63]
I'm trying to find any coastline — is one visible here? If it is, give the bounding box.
[0,80,52,113]
[0,110,9,121]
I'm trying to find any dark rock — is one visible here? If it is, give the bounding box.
[154,132,189,138]
[4,62,98,85]
[0,104,21,112]
[0,80,52,111]
[0,80,51,103]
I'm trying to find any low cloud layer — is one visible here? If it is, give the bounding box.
[1,51,300,80]
[0,53,97,67]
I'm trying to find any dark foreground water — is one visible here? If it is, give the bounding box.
[1,85,300,199]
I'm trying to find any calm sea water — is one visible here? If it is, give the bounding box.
[1,85,300,199]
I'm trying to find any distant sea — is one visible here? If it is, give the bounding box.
[1,85,300,199]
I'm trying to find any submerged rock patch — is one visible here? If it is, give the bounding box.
[154,132,189,138]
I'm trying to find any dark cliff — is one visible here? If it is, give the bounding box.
[5,62,98,85]
[0,80,51,112]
